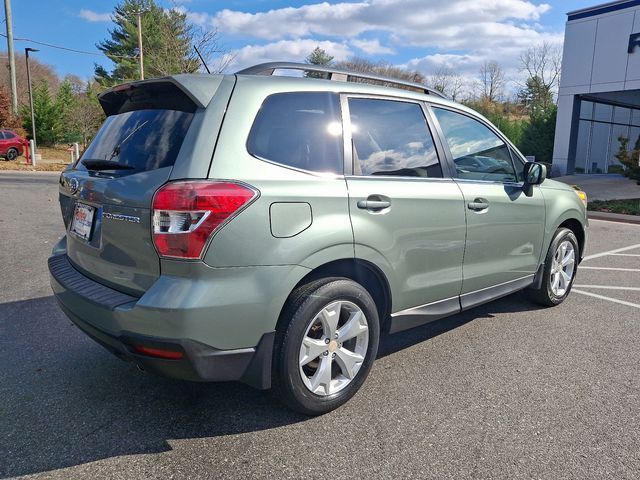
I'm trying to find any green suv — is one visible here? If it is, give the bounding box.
[49,62,588,415]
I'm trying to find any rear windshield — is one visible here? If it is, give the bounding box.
[77,109,193,172]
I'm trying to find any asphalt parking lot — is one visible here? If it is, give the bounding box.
[1,171,639,479]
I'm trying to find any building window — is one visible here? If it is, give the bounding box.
[575,98,640,173]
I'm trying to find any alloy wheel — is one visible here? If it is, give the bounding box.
[550,240,575,297]
[298,300,369,396]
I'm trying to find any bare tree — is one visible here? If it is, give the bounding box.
[148,21,231,75]
[478,60,505,103]
[2,51,60,108]
[429,66,465,101]
[519,41,563,97]
[334,57,426,89]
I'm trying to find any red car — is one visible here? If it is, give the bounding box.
[0,129,27,160]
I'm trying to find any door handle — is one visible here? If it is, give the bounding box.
[467,199,489,211]
[357,199,391,211]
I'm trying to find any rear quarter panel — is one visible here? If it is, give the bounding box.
[203,76,354,269]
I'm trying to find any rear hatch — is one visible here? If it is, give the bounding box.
[58,77,224,296]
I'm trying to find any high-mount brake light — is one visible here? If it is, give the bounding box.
[152,181,257,259]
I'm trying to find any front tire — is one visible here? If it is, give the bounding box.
[273,278,380,416]
[528,228,579,307]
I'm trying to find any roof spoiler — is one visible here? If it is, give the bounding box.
[98,75,223,116]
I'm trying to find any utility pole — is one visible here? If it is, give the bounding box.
[134,10,144,80]
[25,47,38,156]
[3,0,18,114]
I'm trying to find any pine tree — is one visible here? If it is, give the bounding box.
[20,80,59,144]
[305,47,334,78]
[95,0,221,86]
[55,80,76,142]
[517,75,553,114]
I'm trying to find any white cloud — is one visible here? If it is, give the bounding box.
[351,38,395,55]
[229,39,353,71]
[175,0,563,91]
[79,9,111,22]
[215,2,369,40]
[213,0,552,47]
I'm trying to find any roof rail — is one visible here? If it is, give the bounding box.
[235,62,448,99]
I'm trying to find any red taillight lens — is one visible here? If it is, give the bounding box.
[152,181,257,259]
[132,344,184,360]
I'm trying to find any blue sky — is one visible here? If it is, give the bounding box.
[4,0,598,83]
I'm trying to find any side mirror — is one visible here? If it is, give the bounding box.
[523,162,546,196]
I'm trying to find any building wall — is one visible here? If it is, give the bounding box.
[553,2,640,174]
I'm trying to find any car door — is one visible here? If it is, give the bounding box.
[0,132,8,154]
[343,96,466,332]
[430,106,545,309]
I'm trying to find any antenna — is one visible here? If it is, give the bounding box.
[194,45,210,74]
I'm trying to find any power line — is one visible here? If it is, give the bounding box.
[0,32,137,59]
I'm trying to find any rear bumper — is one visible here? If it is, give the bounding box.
[49,253,282,389]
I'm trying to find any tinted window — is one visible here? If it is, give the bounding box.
[433,108,516,182]
[2,131,15,139]
[247,92,343,174]
[78,109,193,172]
[0,132,6,139]
[349,98,442,177]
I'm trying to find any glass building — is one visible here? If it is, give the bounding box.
[553,1,640,175]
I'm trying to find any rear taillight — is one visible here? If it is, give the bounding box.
[152,181,257,259]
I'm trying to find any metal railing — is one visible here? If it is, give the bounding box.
[235,62,447,99]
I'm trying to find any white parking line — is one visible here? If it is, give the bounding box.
[580,266,640,272]
[610,253,640,257]
[573,289,640,309]
[574,285,640,291]
[582,243,640,261]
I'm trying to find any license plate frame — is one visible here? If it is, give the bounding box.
[70,202,96,241]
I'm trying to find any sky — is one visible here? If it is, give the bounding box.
[3,0,600,88]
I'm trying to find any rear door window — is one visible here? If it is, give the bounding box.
[77,109,193,172]
[247,92,344,174]
[348,98,443,178]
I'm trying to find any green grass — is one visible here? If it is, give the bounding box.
[588,198,640,216]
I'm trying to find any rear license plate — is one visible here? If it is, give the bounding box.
[70,203,95,241]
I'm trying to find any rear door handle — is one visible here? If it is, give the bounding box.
[357,199,391,211]
[467,199,489,211]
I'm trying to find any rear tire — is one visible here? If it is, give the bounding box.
[528,228,579,307]
[6,148,18,161]
[273,277,379,416]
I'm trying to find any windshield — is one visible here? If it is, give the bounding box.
[77,109,193,172]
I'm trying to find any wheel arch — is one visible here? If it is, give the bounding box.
[277,258,393,333]
[558,218,586,261]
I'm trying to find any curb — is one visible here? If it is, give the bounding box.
[588,211,640,225]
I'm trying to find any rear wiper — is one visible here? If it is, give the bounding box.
[109,120,149,160]
[81,159,136,171]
